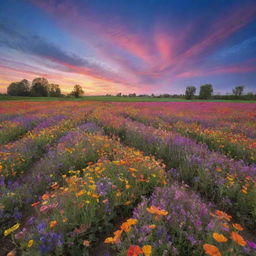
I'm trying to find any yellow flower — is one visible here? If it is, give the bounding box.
[4,223,20,236]
[213,232,228,243]
[142,245,152,256]
[27,240,34,248]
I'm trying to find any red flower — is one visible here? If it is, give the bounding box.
[127,245,143,256]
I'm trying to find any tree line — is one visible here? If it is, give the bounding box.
[184,84,255,100]
[6,78,84,98]
[4,78,255,100]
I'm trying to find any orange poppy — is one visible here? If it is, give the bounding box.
[213,232,228,243]
[147,206,168,216]
[127,245,143,256]
[232,223,243,231]
[203,244,221,256]
[215,210,232,221]
[231,231,246,246]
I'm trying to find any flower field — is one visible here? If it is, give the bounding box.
[0,101,256,256]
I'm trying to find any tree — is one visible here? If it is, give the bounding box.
[71,84,84,98]
[48,84,61,97]
[7,79,30,96]
[232,86,244,96]
[116,93,122,97]
[31,77,49,97]
[185,86,196,100]
[199,84,213,99]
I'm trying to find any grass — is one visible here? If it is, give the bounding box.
[0,95,255,103]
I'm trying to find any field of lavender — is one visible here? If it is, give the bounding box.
[0,101,256,256]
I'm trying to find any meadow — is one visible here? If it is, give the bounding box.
[0,101,256,256]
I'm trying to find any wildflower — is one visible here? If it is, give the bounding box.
[231,231,246,246]
[203,244,221,256]
[76,189,85,197]
[83,240,90,247]
[247,240,256,250]
[39,205,49,213]
[147,206,168,216]
[215,210,232,221]
[50,220,57,228]
[42,194,50,200]
[232,223,243,231]
[27,239,34,247]
[31,201,40,207]
[121,219,138,232]
[7,250,16,256]
[142,245,152,256]
[104,230,123,244]
[127,245,143,256]
[4,223,20,236]
[213,232,228,243]
[148,224,156,229]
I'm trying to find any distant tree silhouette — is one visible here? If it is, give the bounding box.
[31,77,49,97]
[48,84,61,97]
[232,86,244,96]
[199,84,213,99]
[71,84,84,98]
[7,79,30,96]
[185,86,196,100]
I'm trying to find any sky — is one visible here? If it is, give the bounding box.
[0,0,256,95]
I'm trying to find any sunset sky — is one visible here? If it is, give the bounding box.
[0,0,256,95]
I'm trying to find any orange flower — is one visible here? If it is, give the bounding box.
[203,244,221,256]
[148,224,156,229]
[215,210,232,221]
[7,250,16,256]
[104,230,123,244]
[232,223,243,231]
[83,240,90,247]
[147,206,168,216]
[121,222,132,232]
[222,223,229,229]
[231,231,246,246]
[127,245,143,256]
[49,220,57,228]
[31,201,40,207]
[213,232,228,243]
[42,194,50,200]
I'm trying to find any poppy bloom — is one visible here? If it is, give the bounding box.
[27,240,34,247]
[203,244,221,256]
[147,206,168,216]
[231,231,246,246]
[232,223,243,231]
[142,245,152,256]
[127,245,143,256]
[31,201,40,207]
[49,220,57,228]
[215,210,232,221]
[83,240,90,247]
[213,232,228,243]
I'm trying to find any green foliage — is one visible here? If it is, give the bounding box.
[48,84,62,97]
[71,84,84,98]
[199,84,213,99]
[7,79,30,96]
[30,77,49,97]
[185,86,196,100]
[232,86,244,96]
